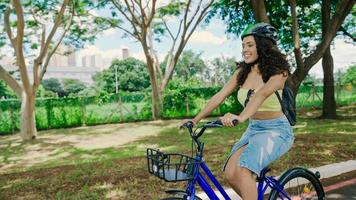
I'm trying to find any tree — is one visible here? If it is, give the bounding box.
[205,56,237,86]
[0,0,114,140]
[41,78,65,97]
[209,0,354,117]
[341,65,356,85]
[93,57,150,93]
[169,50,206,81]
[109,0,215,119]
[62,78,86,96]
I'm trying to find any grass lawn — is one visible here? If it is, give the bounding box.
[0,105,355,199]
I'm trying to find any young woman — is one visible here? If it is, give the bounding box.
[179,23,294,199]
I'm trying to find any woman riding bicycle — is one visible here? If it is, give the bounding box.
[180,23,294,200]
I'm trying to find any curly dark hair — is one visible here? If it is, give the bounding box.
[236,36,291,86]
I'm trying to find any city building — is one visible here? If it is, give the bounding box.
[122,48,129,59]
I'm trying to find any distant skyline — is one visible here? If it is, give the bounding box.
[78,17,355,78]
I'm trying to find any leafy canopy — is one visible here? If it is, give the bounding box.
[93,57,150,93]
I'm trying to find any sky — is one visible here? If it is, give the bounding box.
[78,15,355,79]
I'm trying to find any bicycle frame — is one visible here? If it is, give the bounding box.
[187,156,230,200]
[184,153,290,200]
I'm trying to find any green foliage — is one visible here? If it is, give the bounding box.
[207,0,348,56]
[0,80,16,99]
[157,1,186,17]
[341,65,356,85]
[0,80,8,98]
[62,78,87,96]
[41,78,65,97]
[172,50,206,81]
[204,57,237,85]
[0,84,355,134]
[93,58,150,93]
[162,86,242,118]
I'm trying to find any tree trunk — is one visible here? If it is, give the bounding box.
[321,46,337,118]
[151,80,163,120]
[20,90,37,140]
[145,55,163,120]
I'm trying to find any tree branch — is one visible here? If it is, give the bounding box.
[12,0,31,92]
[289,0,304,70]
[147,25,162,81]
[31,9,46,53]
[4,7,14,46]
[0,65,22,97]
[111,0,142,40]
[36,0,69,63]
[339,26,356,42]
[146,0,157,26]
[183,0,192,28]
[251,0,270,23]
[162,18,175,40]
[124,0,143,27]
[161,0,214,90]
[36,1,75,89]
[304,0,354,72]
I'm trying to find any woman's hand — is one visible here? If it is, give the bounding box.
[178,119,197,128]
[220,113,242,127]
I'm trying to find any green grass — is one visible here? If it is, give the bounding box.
[0,105,355,199]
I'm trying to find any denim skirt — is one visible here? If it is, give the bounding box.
[223,115,294,175]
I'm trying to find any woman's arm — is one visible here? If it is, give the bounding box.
[190,69,240,124]
[237,73,287,122]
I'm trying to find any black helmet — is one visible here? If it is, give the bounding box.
[241,23,278,44]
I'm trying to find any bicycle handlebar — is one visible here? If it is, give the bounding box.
[181,119,239,139]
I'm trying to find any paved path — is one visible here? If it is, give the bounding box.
[326,184,356,199]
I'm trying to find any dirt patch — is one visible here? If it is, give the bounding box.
[0,119,180,174]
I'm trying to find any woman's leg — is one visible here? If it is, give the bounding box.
[224,145,258,200]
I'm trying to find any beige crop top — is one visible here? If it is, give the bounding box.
[238,88,282,111]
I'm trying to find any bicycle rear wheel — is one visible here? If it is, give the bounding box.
[269,168,325,200]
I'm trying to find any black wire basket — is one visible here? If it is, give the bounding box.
[146,148,200,182]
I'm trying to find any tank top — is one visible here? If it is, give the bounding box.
[238,88,282,111]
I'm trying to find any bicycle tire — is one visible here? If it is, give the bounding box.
[268,167,325,200]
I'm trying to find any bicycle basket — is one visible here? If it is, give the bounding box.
[146,148,200,182]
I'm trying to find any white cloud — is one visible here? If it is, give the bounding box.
[190,31,227,45]
[102,28,118,37]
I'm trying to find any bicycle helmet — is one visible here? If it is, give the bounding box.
[241,23,278,44]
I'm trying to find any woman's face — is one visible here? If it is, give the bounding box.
[242,35,258,64]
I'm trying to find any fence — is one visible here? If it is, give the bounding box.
[0,84,355,135]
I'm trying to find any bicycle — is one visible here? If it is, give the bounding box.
[146,120,325,200]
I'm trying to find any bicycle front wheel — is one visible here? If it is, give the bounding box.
[269,167,325,200]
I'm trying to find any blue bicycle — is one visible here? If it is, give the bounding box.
[147,120,325,200]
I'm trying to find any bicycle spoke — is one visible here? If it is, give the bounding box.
[276,177,320,200]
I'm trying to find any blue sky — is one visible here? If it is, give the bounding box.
[78,12,355,79]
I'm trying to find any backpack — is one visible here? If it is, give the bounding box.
[275,85,296,126]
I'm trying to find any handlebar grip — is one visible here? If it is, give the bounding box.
[181,121,194,134]
[213,119,238,126]
[232,119,239,126]
[215,119,239,126]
